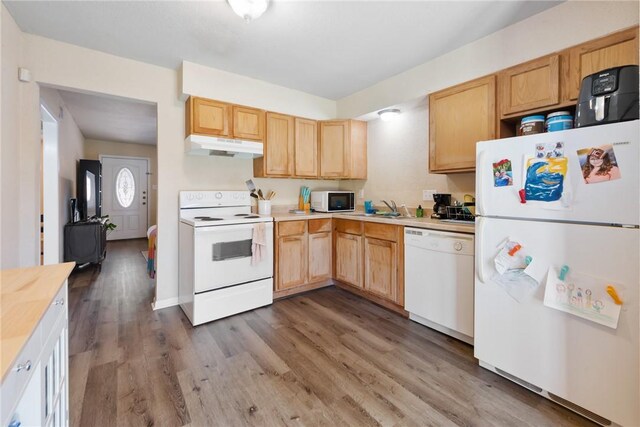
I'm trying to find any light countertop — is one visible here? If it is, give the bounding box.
[272,211,475,234]
[1,262,75,381]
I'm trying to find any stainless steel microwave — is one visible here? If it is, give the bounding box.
[310,191,355,212]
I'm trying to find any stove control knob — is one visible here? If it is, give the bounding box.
[233,193,239,199]
[454,242,463,252]
[196,193,203,200]
[215,192,223,199]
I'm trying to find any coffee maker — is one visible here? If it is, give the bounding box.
[431,193,451,219]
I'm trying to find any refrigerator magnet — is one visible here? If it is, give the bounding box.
[492,159,513,187]
[577,144,622,184]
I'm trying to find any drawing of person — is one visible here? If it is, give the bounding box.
[495,169,512,187]
[581,147,621,184]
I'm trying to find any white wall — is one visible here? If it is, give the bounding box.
[1,6,23,268]
[337,1,640,119]
[39,87,85,261]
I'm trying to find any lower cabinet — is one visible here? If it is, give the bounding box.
[335,232,363,288]
[275,219,332,297]
[364,237,397,301]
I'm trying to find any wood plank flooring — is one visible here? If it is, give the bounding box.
[68,239,596,427]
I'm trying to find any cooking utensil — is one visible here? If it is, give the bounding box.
[267,191,276,200]
[249,192,259,199]
[245,179,256,192]
[258,189,264,200]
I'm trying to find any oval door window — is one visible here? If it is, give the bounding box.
[115,167,135,208]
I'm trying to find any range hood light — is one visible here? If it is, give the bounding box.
[378,108,401,122]
[228,0,269,22]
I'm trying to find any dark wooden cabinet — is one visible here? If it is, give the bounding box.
[64,220,107,269]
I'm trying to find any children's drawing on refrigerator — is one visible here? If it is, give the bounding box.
[577,144,622,184]
[524,157,568,202]
[492,159,513,187]
[543,266,622,329]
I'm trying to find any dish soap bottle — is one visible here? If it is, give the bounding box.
[416,205,424,218]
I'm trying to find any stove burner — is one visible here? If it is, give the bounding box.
[234,213,250,217]
[245,215,260,219]
[194,216,224,221]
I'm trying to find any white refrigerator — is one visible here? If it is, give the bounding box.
[475,120,639,426]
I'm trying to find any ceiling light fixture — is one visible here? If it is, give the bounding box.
[378,108,401,122]
[228,0,270,22]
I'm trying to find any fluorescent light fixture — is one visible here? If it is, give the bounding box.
[228,0,270,22]
[378,108,401,122]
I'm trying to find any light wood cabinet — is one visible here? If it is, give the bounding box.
[500,54,561,117]
[319,120,367,179]
[277,235,307,290]
[308,232,332,283]
[186,96,231,137]
[364,237,397,302]
[232,105,265,141]
[567,27,639,101]
[254,112,294,177]
[335,231,363,288]
[429,75,496,173]
[275,219,332,297]
[294,118,318,178]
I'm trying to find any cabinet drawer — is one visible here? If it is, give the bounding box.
[334,219,363,235]
[308,218,331,234]
[364,222,398,242]
[277,220,307,237]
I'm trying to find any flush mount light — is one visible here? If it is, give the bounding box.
[378,108,401,122]
[228,0,270,22]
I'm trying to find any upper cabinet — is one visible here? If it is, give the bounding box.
[185,96,265,141]
[429,75,496,173]
[186,97,231,137]
[294,118,318,178]
[567,27,639,101]
[254,112,294,177]
[499,54,561,117]
[233,105,265,141]
[319,120,367,179]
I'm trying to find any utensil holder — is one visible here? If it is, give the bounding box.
[258,200,272,215]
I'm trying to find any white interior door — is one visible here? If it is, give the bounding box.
[102,156,149,240]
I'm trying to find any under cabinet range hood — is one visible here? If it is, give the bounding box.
[185,134,263,159]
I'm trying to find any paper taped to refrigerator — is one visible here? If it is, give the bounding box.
[492,240,541,302]
[543,266,622,329]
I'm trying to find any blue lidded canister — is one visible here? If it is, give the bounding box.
[546,111,573,132]
[519,115,545,135]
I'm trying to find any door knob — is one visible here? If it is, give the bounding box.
[142,202,146,205]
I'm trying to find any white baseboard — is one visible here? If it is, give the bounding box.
[152,297,179,310]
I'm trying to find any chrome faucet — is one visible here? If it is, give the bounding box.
[381,200,397,213]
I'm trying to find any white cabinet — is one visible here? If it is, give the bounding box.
[2,284,69,427]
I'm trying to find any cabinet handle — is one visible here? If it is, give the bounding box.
[15,360,32,372]
[53,298,65,306]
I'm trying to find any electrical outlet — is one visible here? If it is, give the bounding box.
[358,189,365,199]
[423,189,436,201]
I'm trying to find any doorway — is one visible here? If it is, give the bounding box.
[41,104,60,265]
[101,155,150,240]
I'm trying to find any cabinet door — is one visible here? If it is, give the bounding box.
[189,97,231,137]
[233,105,265,141]
[349,120,367,179]
[429,75,496,173]
[319,121,349,178]
[308,232,332,283]
[276,235,307,290]
[500,55,560,116]
[265,112,294,176]
[335,232,362,288]
[294,118,318,178]
[364,237,397,302]
[568,27,639,100]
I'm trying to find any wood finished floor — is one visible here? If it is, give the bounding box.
[68,239,595,427]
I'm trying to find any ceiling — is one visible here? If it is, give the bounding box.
[5,1,563,100]
[57,89,157,145]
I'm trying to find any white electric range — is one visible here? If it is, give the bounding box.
[178,191,274,326]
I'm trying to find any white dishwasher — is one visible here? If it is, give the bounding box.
[404,227,475,344]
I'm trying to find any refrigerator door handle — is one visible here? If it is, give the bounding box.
[476,216,487,283]
[477,149,487,216]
